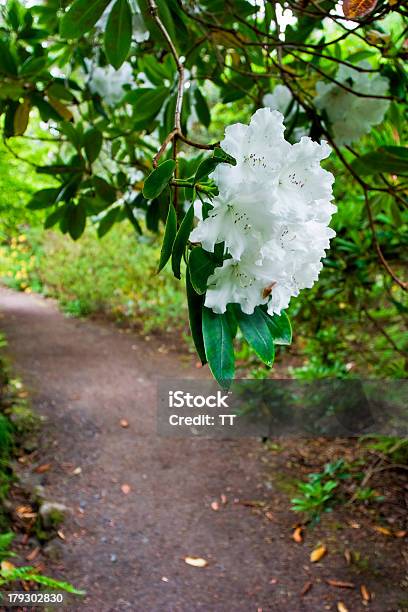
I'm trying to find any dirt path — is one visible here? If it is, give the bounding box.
[0,287,405,612]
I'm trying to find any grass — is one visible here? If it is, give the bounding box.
[0,224,188,336]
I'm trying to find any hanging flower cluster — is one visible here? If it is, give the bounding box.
[190,108,336,315]
[314,63,390,146]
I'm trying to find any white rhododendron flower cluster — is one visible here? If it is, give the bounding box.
[315,63,390,146]
[263,85,293,116]
[190,108,336,315]
[88,62,135,106]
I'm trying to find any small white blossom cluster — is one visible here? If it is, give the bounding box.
[315,63,390,146]
[88,62,135,106]
[190,108,336,316]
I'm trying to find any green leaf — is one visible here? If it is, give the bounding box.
[172,203,194,279]
[194,157,219,184]
[36,164,80,175]
[93,176,117,203]
[27,188,60,210]
[260,309,292,346]
[67,200,86,240]
[186,268,207,364]
[19,56,47,76]
[97,207,120,237]
[143,160,176,200]
[233,305,275,366]
[44,207,65,229]
[351,146,408,176]
[202,308,234,387]
[188,247,217,294]
[104,0,132,69]
[60,0,111,39]
[194,87,211,128]
[124,87,169,123]
[158,200,177,272]
[84,128,103,163]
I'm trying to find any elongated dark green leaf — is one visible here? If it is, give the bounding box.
[194,157,220,184]
[104,0,132,69]
[171,203,194,279]
[84,128,103,163]
[60,0,111,39]
[98,207,120,237]
[234,305,275,366]
[124,87,169,123]
[27,188,60,210]
[44,207,65,229]
[143,160,176,200]
[158,201,177,272]
[202,307,234,387]
[260,308,292,346]
[67,200,86,240]
[36,164,80,175]
[93,176,117,203]
[194,87,211,128]
[351,146,408,176]
[186,268,206,364]
[188,246,217,294]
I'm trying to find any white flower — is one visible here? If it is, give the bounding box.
[314,63,390,146]
[263,85,293,116]
[88,63,135,106]
[190,108,336,316]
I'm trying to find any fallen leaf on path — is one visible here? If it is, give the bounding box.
[161,576,168,582]
[220,494,227,504]
[120,419,129,428]
[360,584,371,602]
[344,549,351,565]
[326,579,355,589]
[211,501,220,511]
[184,556,208,568]
[300,581,313,596]
[1,561,15,572]
[240,500,266,508]
[394,530,407,538]
[337,602,349,612]
[269,578,278,585]
[265,511,274,521]
[349,521,360,529]
[292,526,303,543]
[373,525,392,536]
[310,545,327,563]
[16,505,36,519]
[34,463,51,474]
[72,466,82,475]
[26,547,40,561]
[57,530,65,540]
[121,484,131,495]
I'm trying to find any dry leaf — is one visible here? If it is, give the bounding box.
[265,511,274,521]
[343,0,378,19]
[120,419,129,428]
[337,602,349,612]
[293,526,303,543]
[310,544,327,563]
[326,579,355,589]
[360,584,371,602]
[161,576,168,582]
[184,556,208,568]
[344,549,352,565]
[394,530,407,538]
[1,560,15,572]
[57,530,66,540]
[300,581,313,596]
[220,494,227,504]
[72,466,82,475]
[121,484,131,495]
[16,505,36,519]
[34,463,51,474]
[373,525,392,536]
[211,501,220,511]
[25,547,40,562]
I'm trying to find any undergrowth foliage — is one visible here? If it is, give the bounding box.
[0,0,406,383]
